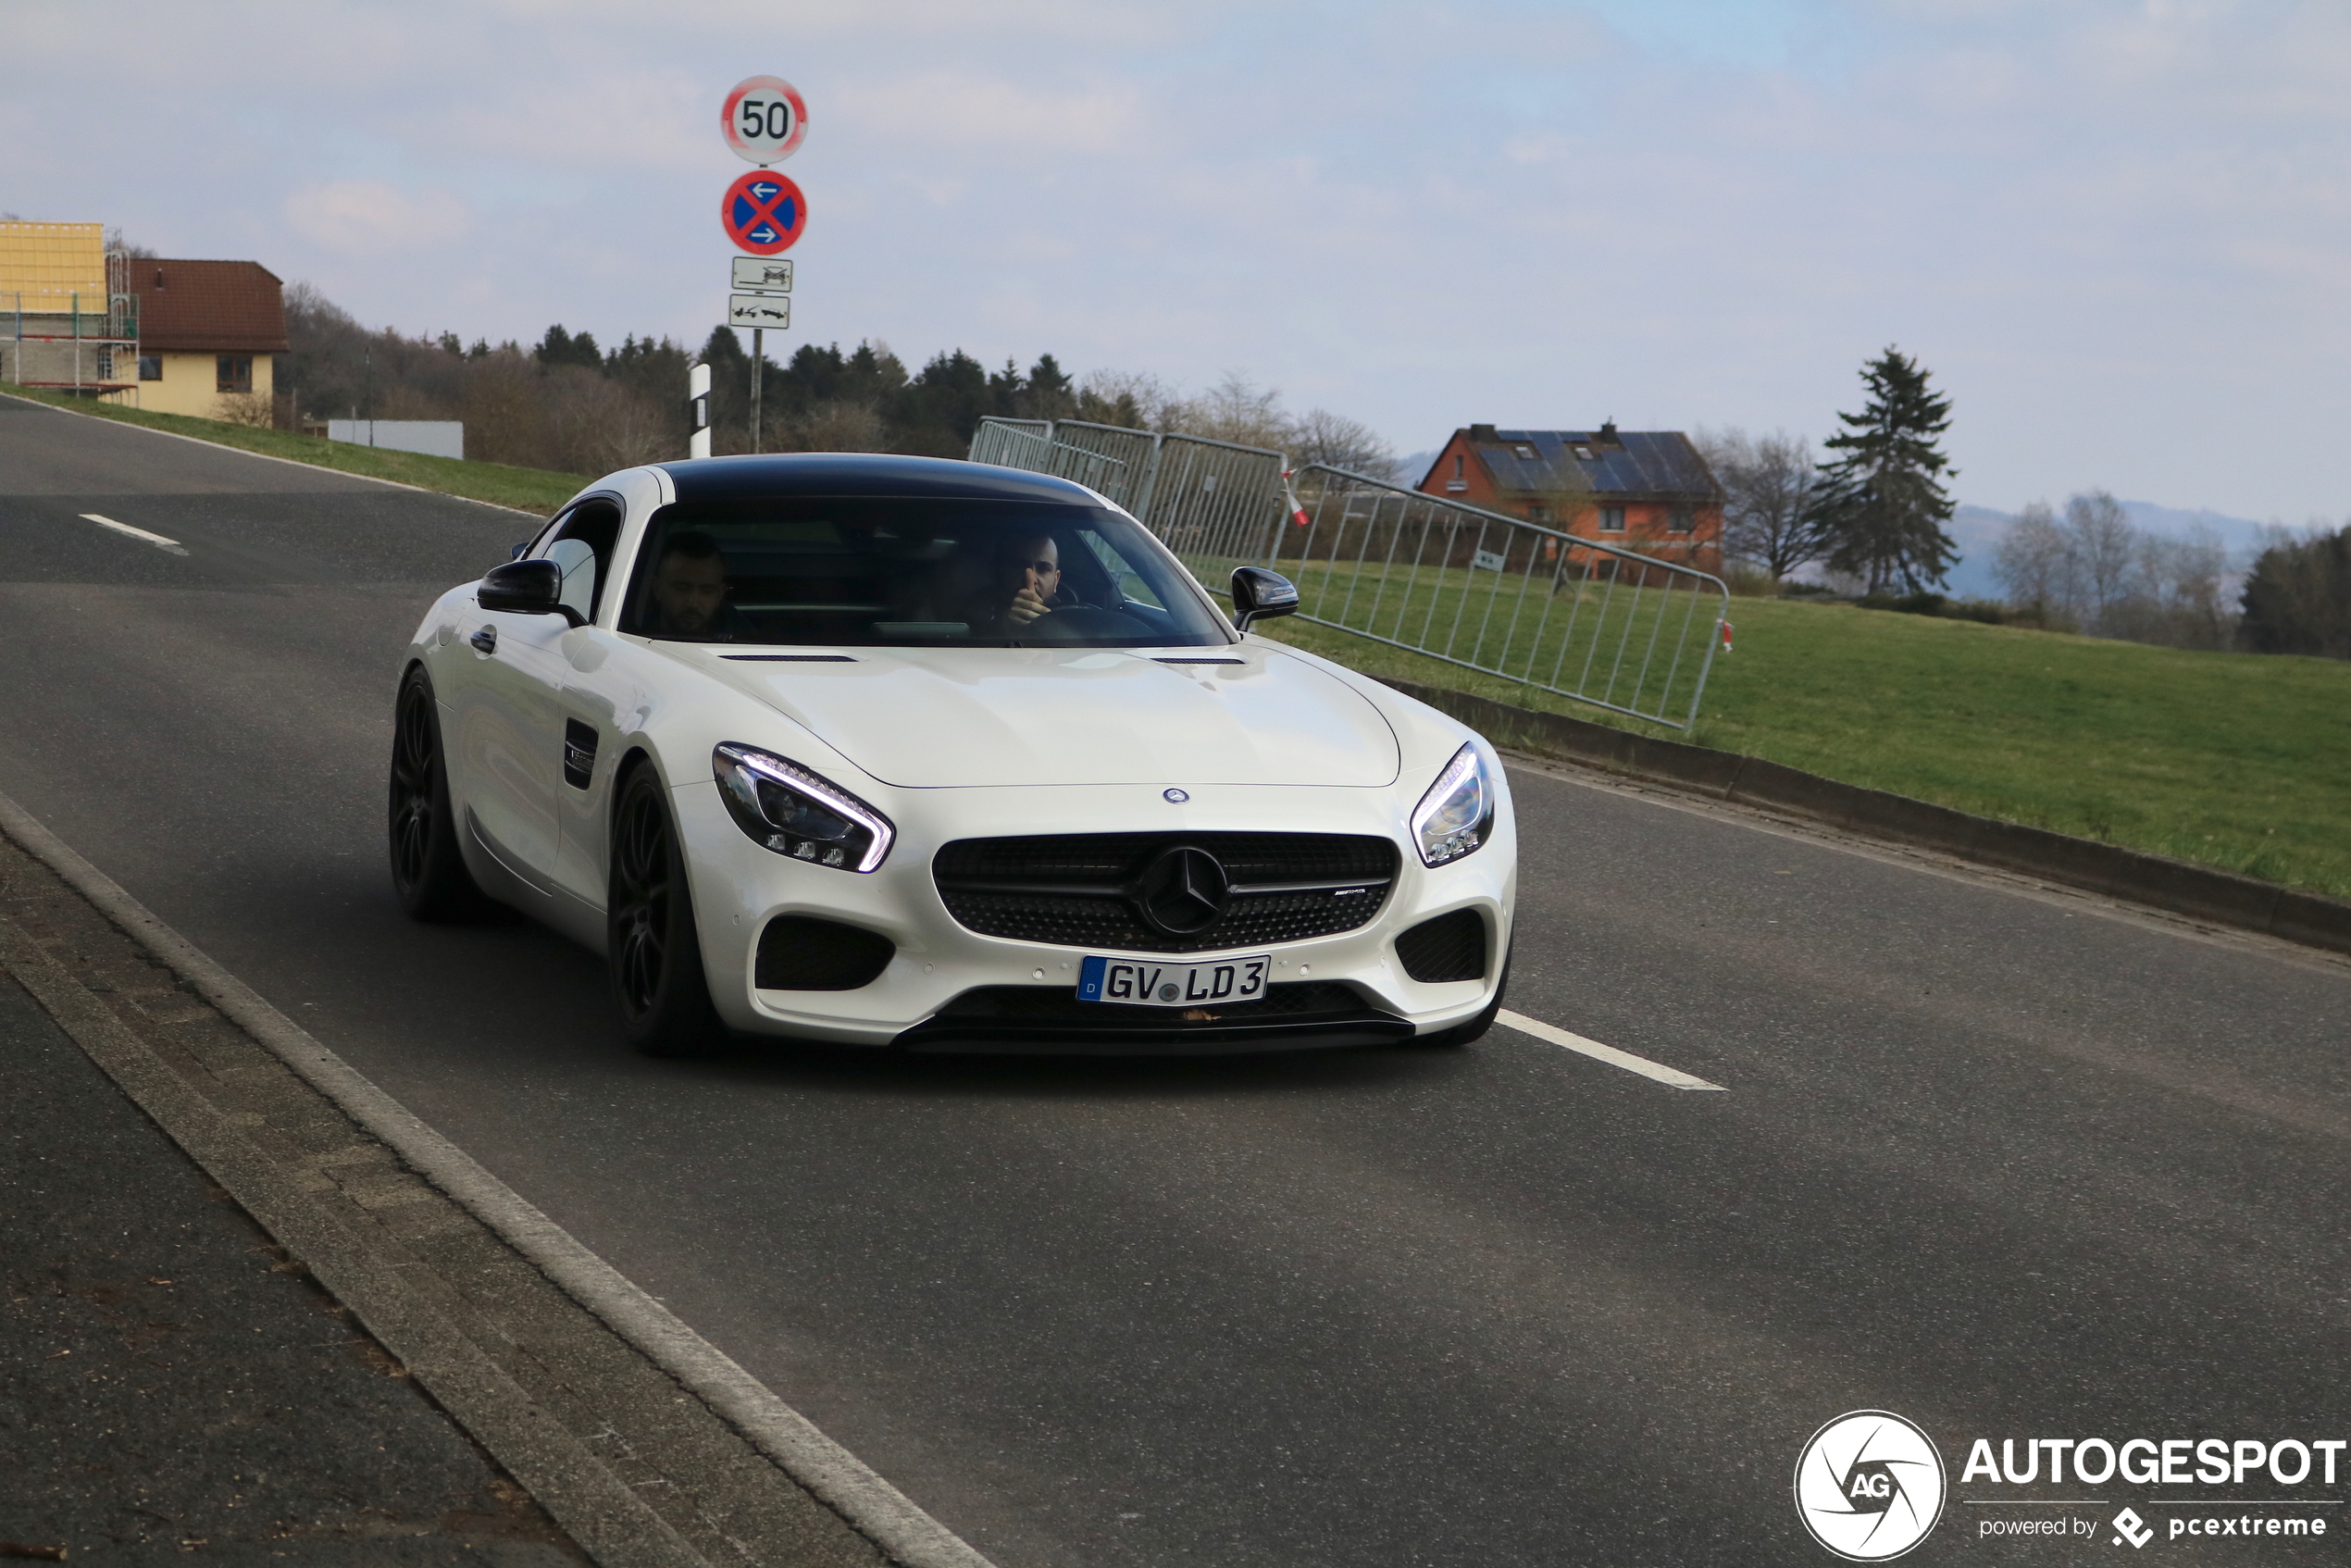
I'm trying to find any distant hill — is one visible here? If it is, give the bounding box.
[1941,501,2269,601]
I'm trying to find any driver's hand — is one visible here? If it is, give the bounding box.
[1005,586,1051,627]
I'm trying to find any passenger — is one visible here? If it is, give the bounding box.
[649,530,736,641]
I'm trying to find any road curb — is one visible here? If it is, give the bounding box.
[1383,677,2351,958]
[0,788,996,1568]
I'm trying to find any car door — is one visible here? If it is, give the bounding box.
[447,498,619,889]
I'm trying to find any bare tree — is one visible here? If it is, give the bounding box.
[1698,427,1826,579]
[1992,501,2075,613]
[2066,490,2137,633]
[1286,407,1397,479]
[784,398,889,454]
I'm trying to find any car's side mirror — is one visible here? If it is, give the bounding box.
[479,559,585,627]
[1230,566,1300,632]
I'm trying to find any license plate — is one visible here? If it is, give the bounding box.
[1077,953,1271,1008]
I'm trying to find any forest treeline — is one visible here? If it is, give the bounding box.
[276,284,1395,479]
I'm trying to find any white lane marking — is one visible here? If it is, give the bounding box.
[81,512,190,555]
[1498,1010,1726,1090]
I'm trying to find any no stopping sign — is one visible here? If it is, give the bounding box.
[722,76,807,164]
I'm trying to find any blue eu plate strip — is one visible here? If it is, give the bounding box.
[1076,954,1107,1001]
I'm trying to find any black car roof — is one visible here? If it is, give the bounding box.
[653,453,1101,505]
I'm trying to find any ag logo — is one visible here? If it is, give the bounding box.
[1795,1410,1947,1561]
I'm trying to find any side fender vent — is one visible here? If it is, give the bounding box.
[1395,908,1487,983]
[562,719,597,790]
[755,915,895,991]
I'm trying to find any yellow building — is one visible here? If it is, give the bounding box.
[119,259,289,417]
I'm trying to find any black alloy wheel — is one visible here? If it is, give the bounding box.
[608,765,725,1057]
[388,666,483,920]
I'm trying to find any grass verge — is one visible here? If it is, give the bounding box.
[2,385,587,515]
[1254,597,2351,900]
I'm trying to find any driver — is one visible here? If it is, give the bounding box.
[649,530,736,641]
[981,531,1063,634]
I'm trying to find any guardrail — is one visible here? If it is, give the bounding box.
[969,418,1729,730]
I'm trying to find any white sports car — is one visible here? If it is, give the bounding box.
[389,454,1515,1056]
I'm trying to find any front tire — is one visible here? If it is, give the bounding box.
[389,666,484,920]
[608,764,725,1057]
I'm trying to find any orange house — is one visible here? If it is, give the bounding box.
[1419,422,1724,576]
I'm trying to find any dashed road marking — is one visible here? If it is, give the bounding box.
[1498,1010,1726,1090]
[81,512,189,555]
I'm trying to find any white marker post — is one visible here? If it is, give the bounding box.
[688,361,712,460]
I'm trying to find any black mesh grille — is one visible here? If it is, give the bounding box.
[932,832,1399,954]
[897,981,1411,1053]
[1395,908,1487,983]
[755,915,896,990]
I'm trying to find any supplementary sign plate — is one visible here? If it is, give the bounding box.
[721,76,807,164]
[721,171,806,255]
[728,293,792,329]
[731,256,793,292]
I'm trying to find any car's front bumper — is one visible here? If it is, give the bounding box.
[675,778,1516,1052]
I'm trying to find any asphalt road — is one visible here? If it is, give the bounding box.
[5,394,2348,1567]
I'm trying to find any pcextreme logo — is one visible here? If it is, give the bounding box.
[1796,1410,1949,1561]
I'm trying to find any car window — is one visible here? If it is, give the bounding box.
[536,499,623,620]
[617,498,1233,649]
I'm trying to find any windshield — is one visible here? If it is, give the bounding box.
[618,498,1236,649]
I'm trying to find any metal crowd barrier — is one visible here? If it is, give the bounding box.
[968,420,1728,730]
[1280,467,1728,729]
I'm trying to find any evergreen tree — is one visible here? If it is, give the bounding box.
[534,324,603,372]
[2238,526,2351,658]
[986,357,1026,417]
[1021,353,1076,420]
[1804,347,1959,592]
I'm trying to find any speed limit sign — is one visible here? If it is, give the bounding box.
[722,76,807,164]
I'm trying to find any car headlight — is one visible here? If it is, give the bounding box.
[712,743,894,872]
[1410,742,1495,867]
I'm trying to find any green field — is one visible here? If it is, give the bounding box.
[2,386,586,515]
[1256,596,2351,900]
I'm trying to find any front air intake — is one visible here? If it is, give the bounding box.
[1395,908,1487,983]
[755,915,895,990]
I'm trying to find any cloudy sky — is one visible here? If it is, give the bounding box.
[6,1,2347,518]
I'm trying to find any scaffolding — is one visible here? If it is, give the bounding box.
[0,223,139,394]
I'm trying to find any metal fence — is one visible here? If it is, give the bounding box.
[969,417,1286,551]
[968,420,1728,730]
[1280,467,1727,729]
[966,419,1132,504]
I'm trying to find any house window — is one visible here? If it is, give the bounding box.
[96,348,115,380]
[217,355,253,393]
[1667,505,1694,534]
[1452,454,1464,479]
[1574,445,1594,461]
[1598,505,1625,533]
[139,355,162,380]
[1445,451,1468,493]
[1527,502,1549,522]
[1512,443,1537,459]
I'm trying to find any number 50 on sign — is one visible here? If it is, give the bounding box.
[722,76,807,164]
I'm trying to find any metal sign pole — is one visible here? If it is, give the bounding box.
[750,328,764,454]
